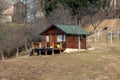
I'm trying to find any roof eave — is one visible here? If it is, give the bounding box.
[53,24,67,34]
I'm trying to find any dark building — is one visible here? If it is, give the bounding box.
[12,0,27,23]
[3,0,27,23]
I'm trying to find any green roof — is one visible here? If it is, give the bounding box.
[55,24,88,35]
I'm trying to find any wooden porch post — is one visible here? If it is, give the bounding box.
[39,42,42,48]
[60,42,62,54]
[45,48,47,56]
[78,35,81,52]
[32,42,34,53]
[52,42,54,56]
[44,34,47,56]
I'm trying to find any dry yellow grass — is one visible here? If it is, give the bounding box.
[0,47,120,80]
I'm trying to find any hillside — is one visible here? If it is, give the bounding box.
[0,47,120,80]
[85,19,120,32]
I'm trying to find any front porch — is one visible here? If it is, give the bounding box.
[44,42,66,55]
[31,41,66,56]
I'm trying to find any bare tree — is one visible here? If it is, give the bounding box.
[0,0,11,60]
[0,24,16,61]
[86,0,117,42]
[47,3,73,25]
[9,26,26,57]
[23,18,48,54]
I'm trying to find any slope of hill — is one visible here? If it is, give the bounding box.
[85,19,120,32]
[0,48,120,80]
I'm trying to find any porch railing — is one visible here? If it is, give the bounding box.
[46,42,66,49]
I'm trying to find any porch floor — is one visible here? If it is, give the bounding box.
[32,47,65,55]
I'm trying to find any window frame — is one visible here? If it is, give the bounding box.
[46,35,50,42]
[57,35,66,42]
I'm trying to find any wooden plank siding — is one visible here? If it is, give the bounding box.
[42,25,66,49]
[66,34,78,49]
[43,26,65,35]
[43,34,86,49]
[81,35,86,49]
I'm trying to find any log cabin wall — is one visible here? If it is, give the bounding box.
[42,26,66,48]
[66,34,79,49]
[44,26,65,35]
[81,35,86,49]
[66,35,86,49]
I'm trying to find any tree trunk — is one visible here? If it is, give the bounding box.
[75,15,78,25]
[1,50,4,61]
[110,32,113,44]
[100,31,102,41]
[24,42,28,51]
[94,28,97,42]
[43,0,46,20]
[97,30,100,40]
[78,36,81,52]
[117,30,119,43]
[29,47,32,56]
[16,47,19,58]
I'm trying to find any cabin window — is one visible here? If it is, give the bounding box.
[57,35,66,42]
[58,35,62,42]
[46,36,50,42]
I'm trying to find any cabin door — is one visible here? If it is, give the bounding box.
[53,35,57,42]
[80,35,86,49]
[49,35,57,48]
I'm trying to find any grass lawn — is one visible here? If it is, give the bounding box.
[0,48,120,80]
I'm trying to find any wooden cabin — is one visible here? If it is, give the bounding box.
[40,24,88,54]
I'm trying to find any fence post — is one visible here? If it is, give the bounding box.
[110,31,113,44]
